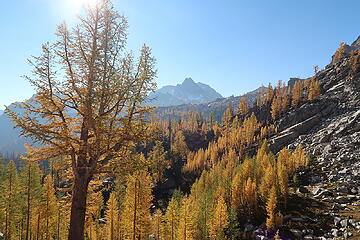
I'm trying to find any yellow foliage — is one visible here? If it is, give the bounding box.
[164,196,181,240]
[152,209,164,240]
[291,80,303,107]
[209,196,228,240]
[41,175,59,239]
[121,171,153,240]
[237,96,249,116]
[308,77,320,101]
[177,197,195,240]
[266,186,277,230]
[105,192,120,240]
[243,178,257,218]
[259,164,276,201]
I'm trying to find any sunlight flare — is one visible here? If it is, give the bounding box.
[63,0,100,15]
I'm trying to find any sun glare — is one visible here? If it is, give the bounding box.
[62,0,100,16]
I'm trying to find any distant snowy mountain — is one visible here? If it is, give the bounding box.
[149,78,223,106]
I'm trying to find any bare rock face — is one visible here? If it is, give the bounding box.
[267,39,360,239]
[270,48,360,160]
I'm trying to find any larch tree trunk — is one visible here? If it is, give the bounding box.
[36,211,41,240]
[5,207,8,240]
[68,172,90,240]
[132,181,138,240]
[110,205,114,240]
[46,195,49,240]
[57,208,60,240]
[25,165,31,240]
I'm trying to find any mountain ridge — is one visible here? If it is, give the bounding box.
[149,77,223,106]
[154,85,268,121]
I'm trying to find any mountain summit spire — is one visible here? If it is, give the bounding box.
[149,78,222,106]
[183,77,196,84]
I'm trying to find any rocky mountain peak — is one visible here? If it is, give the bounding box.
[182,77,196,85]
[149,78,222,107]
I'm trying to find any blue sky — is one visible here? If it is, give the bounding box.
[0,0,359,109]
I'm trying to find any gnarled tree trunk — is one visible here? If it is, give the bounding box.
[68,173,90,240]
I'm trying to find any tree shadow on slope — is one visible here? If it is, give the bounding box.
[280,194,334,239]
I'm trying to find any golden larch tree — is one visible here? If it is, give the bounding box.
[5,1,156,239]
[209,196,229,240]
[308,77,320,101]
[164,195,182,240]
[222,104,234,129]
[84,181,104,240]
[122,170,153,240]
[148,141,168,183]
[105,192,120,240]
[266,186,277,230]
[42,175,58,240]
[230,172,244,217]
[21,161,42,240]
[243,177,257,219]
[291,80,303,107]
[237,96,249,116]
[271,94,281,120]
[177,197,194,240]
[266,83,274,103]
[0,161,21,240]
[172,130,189,159]
[200,122,208,136]
[259,164,276,201]
[152,209,164,240]
[276,155,289,209]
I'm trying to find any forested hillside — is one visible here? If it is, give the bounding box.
[0,47,346,239]
[0,76,315,239]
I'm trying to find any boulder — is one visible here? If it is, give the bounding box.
[290,229,303,239]
[314,190,332,199]
[331,228,339,237]
[340,219,348,228]
[337,186,349,194]
[334,216,342,226]
[303,235,314,240]
[297,186,309,194]
[312,186,322,195]
[244,223,254,232]
[311,187,322,195]
[349,219,357,227]
[343,232,353,238]
[334,196,350,204]
[291,217,305,222]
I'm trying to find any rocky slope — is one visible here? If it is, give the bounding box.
[264,37,360,239]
